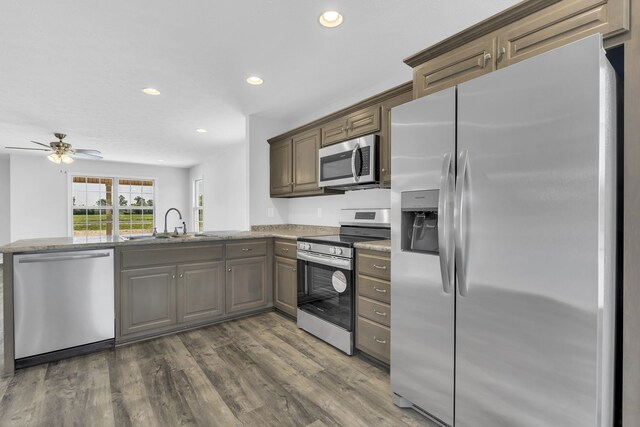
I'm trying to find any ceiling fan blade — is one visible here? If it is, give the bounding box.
[30,140,52,148]
[5,146,51,151]
[73,148,101,155]
[71,151,103,160]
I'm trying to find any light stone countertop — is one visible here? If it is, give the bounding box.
[353,239,391,253]
[0,224,339,254]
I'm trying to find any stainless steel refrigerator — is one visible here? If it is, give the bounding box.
[390,34,617,427]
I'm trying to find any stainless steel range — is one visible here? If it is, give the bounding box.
[296,208,390,355]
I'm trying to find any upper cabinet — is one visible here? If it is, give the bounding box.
[497,0,629,68]
[413,36,496,99]
[321,107,381,147]
[268,83,412,197]
[270,129,334,198]
[269,139,293,196]
[406,0,629,99]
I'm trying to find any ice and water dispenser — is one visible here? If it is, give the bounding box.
[401,190,440,254]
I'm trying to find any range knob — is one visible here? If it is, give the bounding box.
[300,243,311,250]
[329,247,336,255]
[334,247,343,255]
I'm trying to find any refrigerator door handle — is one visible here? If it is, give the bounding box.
[437,152,454,294]
[455,149,469,296]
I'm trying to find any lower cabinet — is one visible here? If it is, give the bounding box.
[177,261,225,324]
[356,249,392,364]
[226,257,269,314]
[118,240,272,342]
[121,265,178,336]
[274,256,297,317]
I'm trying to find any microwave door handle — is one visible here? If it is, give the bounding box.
[351,142,360,182]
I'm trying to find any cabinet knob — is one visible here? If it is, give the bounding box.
[381,168,386,172]
[172,274,176,279]
[179,274,184,278]
[292,268,297,272]
[228,268,232,272]
[498,46,506,61]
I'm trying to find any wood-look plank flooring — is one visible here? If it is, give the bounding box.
[0,304,437,426]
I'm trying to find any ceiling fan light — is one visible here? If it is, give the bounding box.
[61,154,74,164]
[47,153,62,164]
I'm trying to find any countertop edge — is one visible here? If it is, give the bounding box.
[353,240,391,253]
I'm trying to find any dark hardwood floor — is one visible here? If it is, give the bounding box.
[0,307,436,426]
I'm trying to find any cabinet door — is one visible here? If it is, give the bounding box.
[292,129,321,193]
[321,118,348,146]
[347,107,381,139]
[177,261,225,324]
[413,36,496,98]
[497,0,628,69]
[269,139,293,196]
[274,256,297,317]
[120,265,177,337]
[226,257,268,314]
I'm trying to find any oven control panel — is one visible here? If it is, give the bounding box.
[297,242,353,259]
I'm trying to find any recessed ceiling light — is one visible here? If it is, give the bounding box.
[195,128,207,133]
[142,87,161,95]
[246,76,264,86]
[319,11,343,28]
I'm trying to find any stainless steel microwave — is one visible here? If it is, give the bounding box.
[318,134,379,189]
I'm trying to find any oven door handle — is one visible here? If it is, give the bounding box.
[297,251,353,270]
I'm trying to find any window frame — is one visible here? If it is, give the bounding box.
[193,178,204,233]
[69,174,157,238]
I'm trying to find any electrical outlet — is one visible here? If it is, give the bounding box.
[267,207,274,218]
[317,208,322,218]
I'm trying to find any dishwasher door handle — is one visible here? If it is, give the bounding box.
[18,252,112,263]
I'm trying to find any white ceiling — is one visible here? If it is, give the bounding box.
[0,0,519,167]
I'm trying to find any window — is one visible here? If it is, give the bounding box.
[194,179,204,233]
[72,176,155,237]
[72,177,114,237]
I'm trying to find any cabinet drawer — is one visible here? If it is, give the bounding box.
[358,296,391,327]
[121,244,223,269]
[357,252,391,281]
[356,317,390,364]
[226,240,268,259]
[274,239,297,260]
[357,275,390,304]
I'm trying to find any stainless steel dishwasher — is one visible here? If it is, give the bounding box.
[13,249,115,368]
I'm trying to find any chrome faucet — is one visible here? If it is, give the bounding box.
[164,208,183,234]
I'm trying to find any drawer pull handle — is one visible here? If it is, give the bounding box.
[292,268,297,272]
[241,248,253,252]
[373,309,387,317]
[282,248,289,251]
[372,264,387,270]
[373,287,387,293]
[373,336,387,344]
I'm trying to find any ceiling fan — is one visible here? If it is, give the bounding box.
[5,133,103,164]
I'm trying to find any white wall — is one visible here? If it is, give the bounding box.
[9,154,190,241]
[189,143,249,231]
[248,115,290,225]
[287,189,390,226]
[0,155,10,246]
